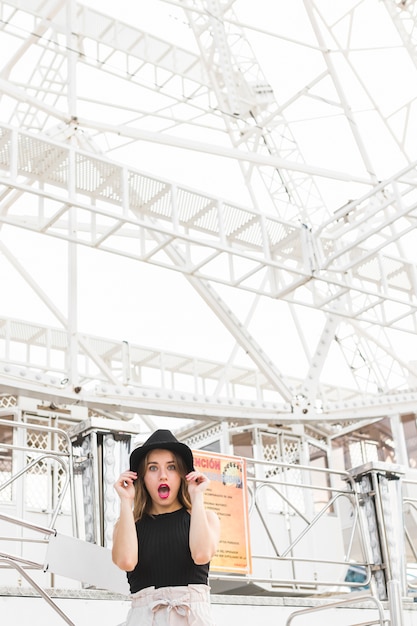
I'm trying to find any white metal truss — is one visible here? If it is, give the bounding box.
[0,0,417,432]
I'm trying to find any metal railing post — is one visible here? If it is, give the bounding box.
[349,461,406,626]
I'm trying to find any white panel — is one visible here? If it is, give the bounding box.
[45,532,130,595]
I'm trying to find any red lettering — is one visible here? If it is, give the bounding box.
[195,457,221,471]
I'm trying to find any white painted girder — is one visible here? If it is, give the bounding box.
[0,1,416,429]
[177,0,332,224]
[383,0,417,72]
[0,124,416,332]
[0,0,212,140]
[0,314,404,422]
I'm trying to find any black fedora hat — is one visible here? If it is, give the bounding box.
[129,429,194,474]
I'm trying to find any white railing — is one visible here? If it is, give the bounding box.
[0,419,414,626]
[209,457,371,594]
[285,592,388,626]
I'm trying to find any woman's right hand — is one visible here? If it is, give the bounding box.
[112,470,139,571]
[114,470,137,501]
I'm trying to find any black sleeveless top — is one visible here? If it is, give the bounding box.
[127,507,209,593]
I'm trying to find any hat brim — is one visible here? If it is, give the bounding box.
[129,440,194,474]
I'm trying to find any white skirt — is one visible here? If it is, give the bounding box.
[121,584,215,626]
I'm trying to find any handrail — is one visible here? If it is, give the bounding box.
[0,557,76,626]
[402,478,417,589]
[0,511,55,535]
[0,418,411,615]
[237,457,371,591]
[404,499,417,565]
[0,429,371,593]
[285,593,387,626]
[0,453,70,530]
[0,418,73,453]
[0,417,78,536]
[209,570,372,592]
[0,510,371,593]
[0,551,44,570]
[0,513,55,571]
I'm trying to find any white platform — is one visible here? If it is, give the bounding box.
[1,589,417,626]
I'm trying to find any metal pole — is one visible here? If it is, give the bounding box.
[349,461,406,625]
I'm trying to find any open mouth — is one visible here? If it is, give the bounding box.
[158,484,170,499]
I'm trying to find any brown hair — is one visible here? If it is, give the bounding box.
[132,450,192,521]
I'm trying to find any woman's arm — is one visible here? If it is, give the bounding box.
[112,470,139,572]
[187,471,221,565]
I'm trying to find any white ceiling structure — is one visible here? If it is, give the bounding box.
[0,0,417,435]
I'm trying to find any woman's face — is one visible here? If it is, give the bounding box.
[143,448,182,514]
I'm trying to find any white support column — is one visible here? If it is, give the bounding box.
[349,461,406,625]
[390,414,409,468]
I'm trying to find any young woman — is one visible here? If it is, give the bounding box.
[112,429,221,625]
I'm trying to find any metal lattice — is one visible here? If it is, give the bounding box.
[0,0,417,439]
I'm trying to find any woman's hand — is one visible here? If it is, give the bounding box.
[114,470,137,501]
[187,470,220,564]
[112,470,139,571]
[186,470,210,499]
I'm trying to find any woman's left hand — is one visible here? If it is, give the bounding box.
[186,470,210,496]
[187,470,220,563]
